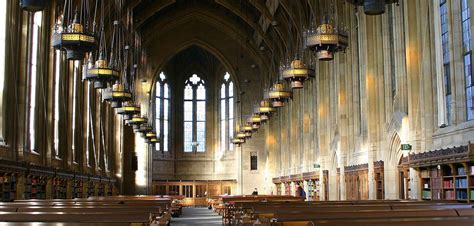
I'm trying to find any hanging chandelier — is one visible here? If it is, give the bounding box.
[281,59,315,89]
[346,0,399,15]
[117,101,140,120]
[268,82,292,107]
[232,138,245,147]
[248,114,262,130]
[236,132,247,140]
[52,0,97,60]
[125,114,147,130]
[20,0,47,12]
[136,123,153,136]
[144,131,159,144]
[85,56,120,89]
[102,83,132,108]
[258,100,276,119]
[305,17,348,61]
[242,124,253,138]
[85,18,122,89]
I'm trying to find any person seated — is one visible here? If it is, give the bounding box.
[251,188,258,195]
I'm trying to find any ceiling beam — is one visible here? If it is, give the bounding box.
[133,0,176,28]
[214,0,272,50]
[248,0,273,21]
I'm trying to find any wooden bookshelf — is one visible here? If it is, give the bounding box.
[0,173,17,201]
[24,176,47,199]
[52,177,67,199]
[408,143,474,202]
[303,171,320,201]
[374,161,384,200]
[86,181,95,197]
[72,179,84,198]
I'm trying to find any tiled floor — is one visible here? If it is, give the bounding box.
[171,207,221,226]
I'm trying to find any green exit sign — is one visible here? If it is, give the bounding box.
[401,144,412,150]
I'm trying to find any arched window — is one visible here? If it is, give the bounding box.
[155,72,170,152]
[220,73,234,151]
[184,74,206,153]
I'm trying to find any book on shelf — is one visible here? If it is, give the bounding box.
[422,190,431,199]
[457,167,466,176]
[421,170,430,178]
[456,190,468,200]
[443,180,454,188]
[444,190,455,200]
[455,178,468,188]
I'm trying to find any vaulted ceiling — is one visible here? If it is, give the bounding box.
[129,0,316,81]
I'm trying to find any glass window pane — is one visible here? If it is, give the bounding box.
[164,99,169,120]
[184,101,192,121]
[184,84,193,100]
[164,120,168,152]
[160,72,166,80]
[229,119,234,151]
[28,12,43,151]
[156,82,161,97]
[229,97,234,119]
[221,84,226,98]
[197,84,206,100]
[184,122,193,152]
[156,98,161,119]
[53,50,61,155]
[229,82,234,97]
[220,120,226,152]
[220,99,226,120]
[197,101,206,121]
[164,83,169,98]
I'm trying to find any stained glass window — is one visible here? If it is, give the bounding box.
[155,72,170,151]
[219,73,234,152]
[183,74,206,153]
[461,0,474,120]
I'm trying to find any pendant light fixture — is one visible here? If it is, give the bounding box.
[268,82,292,108]
[20,0,48,12]
[280,8,315,89]
[102,4,133,107]
[135,123,153,135]
[125,114,147,130]
[248,114,262,130]
[85,17,121,89]
[306,1,348,61]
[118,32,142,120]
[144,131,159,144]
[103,83,132,108]
[346,0,399,15]
[231,138,245,147]
[258,99,276,121]
[117,101,141,120]
[52,0,97,60]
[282,59,315,89]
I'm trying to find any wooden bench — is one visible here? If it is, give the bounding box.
[219,198,474,226]
[0,196,176,225]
